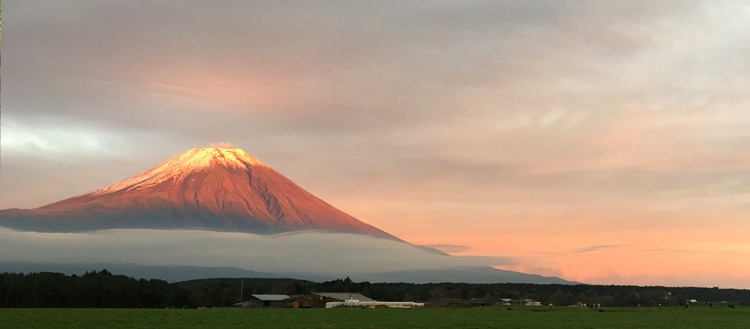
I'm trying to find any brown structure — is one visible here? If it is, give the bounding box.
[291,295,321,309]
[241,294,293,308]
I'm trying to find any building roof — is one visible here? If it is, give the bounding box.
[250,294,291,301]
[313,292,375,302]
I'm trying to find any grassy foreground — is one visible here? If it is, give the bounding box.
[1,306,748,329]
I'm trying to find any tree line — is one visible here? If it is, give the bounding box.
[2,271,749,308]
[0,271,169,308]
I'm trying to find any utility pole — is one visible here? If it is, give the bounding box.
[241,279,244,309]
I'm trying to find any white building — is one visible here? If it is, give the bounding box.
[326,298,424,309]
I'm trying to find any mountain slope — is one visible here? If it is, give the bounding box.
[0,148,395,239]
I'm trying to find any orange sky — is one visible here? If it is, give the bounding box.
[333,192,750,287]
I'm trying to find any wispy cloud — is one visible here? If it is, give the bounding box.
[571,245,625,254]
[425,244,473,254]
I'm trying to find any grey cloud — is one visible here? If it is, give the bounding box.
[7,0,731,128]
[424,244,473,254]
[0,228,511,276]
[571,245,624,254]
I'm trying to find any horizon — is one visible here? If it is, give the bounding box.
[2,1,749,289]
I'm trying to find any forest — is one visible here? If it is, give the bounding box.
[1,271,749,308]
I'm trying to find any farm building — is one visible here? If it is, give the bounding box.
[523,299,542,306]
[312,292,423,309]
[288,295,325,309]
[328,299,424,309]
[240,294,293,308]
[239,293,377,309]
[312,292,375,302]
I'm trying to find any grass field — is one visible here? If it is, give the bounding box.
[1,306,748,329]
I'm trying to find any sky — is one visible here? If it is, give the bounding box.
[2,0,750,288]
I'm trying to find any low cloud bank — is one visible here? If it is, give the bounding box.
[0,228,512,277]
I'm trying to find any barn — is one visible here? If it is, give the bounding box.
[241,294,292,308]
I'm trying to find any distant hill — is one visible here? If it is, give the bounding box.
[0,262,573,285]
[356,266,576,284]
[0,262,274,283]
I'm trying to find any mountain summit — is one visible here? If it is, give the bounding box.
[0,148,396,239]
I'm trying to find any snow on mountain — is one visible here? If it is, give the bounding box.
[77,148,267,197]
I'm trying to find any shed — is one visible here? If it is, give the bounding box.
[242,294,292,308]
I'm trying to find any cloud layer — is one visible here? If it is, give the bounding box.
[0,228,511,277]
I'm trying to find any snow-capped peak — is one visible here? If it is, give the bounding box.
[186,147,267,168]
[88,147,267,196]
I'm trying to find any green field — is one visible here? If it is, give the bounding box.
[1,306,748,329]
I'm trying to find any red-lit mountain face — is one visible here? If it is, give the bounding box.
[0,148,396,240]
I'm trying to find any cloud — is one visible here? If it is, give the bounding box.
[0,228,512,277]
[425,244,473,254]
[571,245,625,254]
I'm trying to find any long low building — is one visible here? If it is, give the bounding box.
[239,292,421,309]
[326,299,424,309]
[312,292,375,302]
[311,292,422,309]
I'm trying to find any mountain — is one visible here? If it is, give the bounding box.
[0,148,395,239]
[0,147,576,285]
